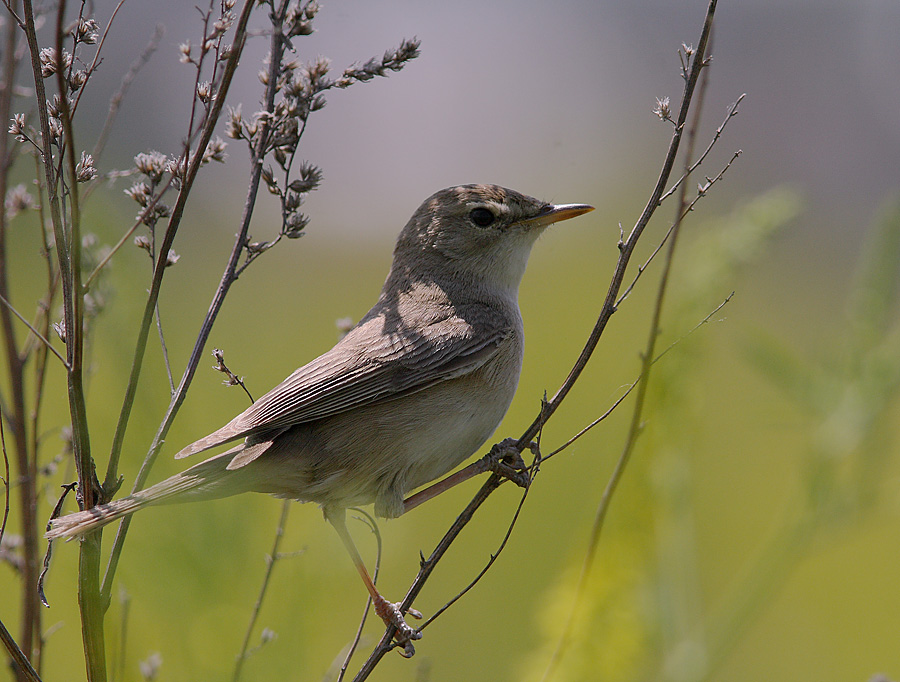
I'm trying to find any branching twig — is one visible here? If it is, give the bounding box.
[516,0,718,452]
[419,460,536,632]
[100,0,269,604]
[544,292,733,462]
[213,348,254,404]
[99,0,256,506]
[357,2,721,678]
[658,93,744,204]
[83,178,175,290]
[0,291,68,367]
[352,472,508,679]
[542,33,715,680]
[618,148,742,307]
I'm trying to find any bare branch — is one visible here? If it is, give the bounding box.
[516,0,719,450]
[0,291,68,367]
[542,35,715,679]
[232,500,291,682]
[658,93,745,205]
[355,9,722,676]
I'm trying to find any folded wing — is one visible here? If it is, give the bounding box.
[175,309,510,460]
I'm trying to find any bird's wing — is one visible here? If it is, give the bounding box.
[175,310,510,459]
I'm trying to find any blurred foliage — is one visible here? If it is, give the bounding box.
[3,181,900,682]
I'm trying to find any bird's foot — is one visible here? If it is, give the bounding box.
[485,437,536,489]
[373,595,422,657]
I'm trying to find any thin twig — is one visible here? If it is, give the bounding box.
[658,94,745,205]
[100,0,268,603]
[0,411,9,551]
[212,348,254,404]
[232,500,291,682]
[419,462,535,632]
[352,473,507,679]
[541,33,715,681]
[154,304,175,394]
[37,482,77,607]
[544,292,734,462]
[83,178,175,290]
[99,0,256,507]
[18,0,72,667]
[355,8,720,677]
[0,292,68,367]
[0,617,42,682]
[516,0,718,452]
[70,0,128,117]
[619,95,743,305]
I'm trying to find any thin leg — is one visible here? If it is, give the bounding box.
[325,507,422,654]
[402,437,534,514]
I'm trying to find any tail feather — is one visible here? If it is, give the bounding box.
[174,422,243,460]
[46,447,251,540]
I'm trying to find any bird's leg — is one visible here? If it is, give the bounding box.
[402,438,537,514]
[325,508,422,657]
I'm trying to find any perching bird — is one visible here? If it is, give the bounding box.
[47,184,593,648]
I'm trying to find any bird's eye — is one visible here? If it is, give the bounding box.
[469,207,496,228]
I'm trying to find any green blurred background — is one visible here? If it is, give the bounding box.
[2,1,899,681]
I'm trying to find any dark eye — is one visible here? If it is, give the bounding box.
[469,207,496,227]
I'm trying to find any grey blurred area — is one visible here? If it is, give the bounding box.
[70,0,899,249]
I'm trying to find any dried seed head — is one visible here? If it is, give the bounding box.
[69,69,88,91]
[179,41,193,64]
[134,151,168,183]
[202,137,227,164]
[197,80,213,104]
[653,96,672,122]
[75,18,100,44]
[8,113,26,141]
[261,165,278,194]
[284,212,309,239]
[133,235,152,253]
[225,106,243,139]
[75,151,96,182]
[47,116,63,141]
[4,184,35,219]
[125,181,152,207]
[39,48,72,78]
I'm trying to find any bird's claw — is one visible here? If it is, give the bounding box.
[485,437,535,488]
[374,596,422,657]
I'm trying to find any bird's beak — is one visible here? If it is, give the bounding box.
[522,203,594,229]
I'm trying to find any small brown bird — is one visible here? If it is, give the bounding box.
[47,184,593,647]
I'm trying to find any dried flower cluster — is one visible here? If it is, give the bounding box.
[1,1,422,677]
[9,14,103,187]
[226,3,418,265]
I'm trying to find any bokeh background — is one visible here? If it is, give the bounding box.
[2,1,899,681]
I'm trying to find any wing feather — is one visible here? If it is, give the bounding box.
[175,307,510,459]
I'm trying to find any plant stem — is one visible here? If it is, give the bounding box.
[517,0,718,449]
[232,500,291,682]
[100,0,259,605]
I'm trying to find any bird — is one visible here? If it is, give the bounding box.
[47,184,593,649]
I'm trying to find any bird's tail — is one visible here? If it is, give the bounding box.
[47,447,253,540]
